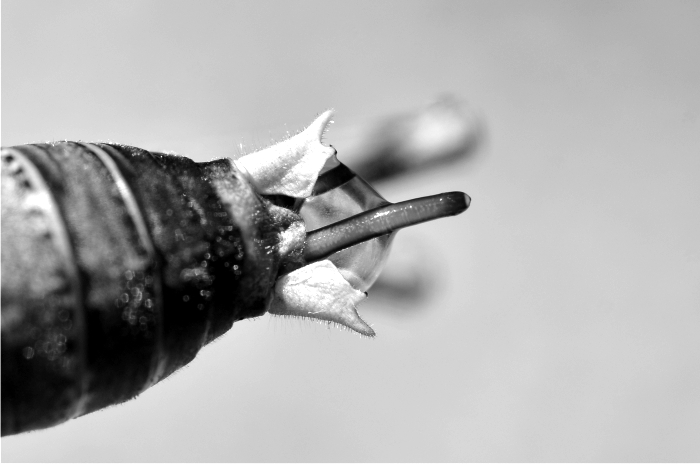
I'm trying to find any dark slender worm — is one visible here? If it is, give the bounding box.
[304,191,470,262]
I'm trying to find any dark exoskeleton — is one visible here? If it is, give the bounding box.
[1,142,295,436]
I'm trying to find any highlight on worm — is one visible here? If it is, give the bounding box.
[304,192,470,262]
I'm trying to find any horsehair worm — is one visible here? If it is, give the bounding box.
[304,191,470,262]
[1,109,471,436]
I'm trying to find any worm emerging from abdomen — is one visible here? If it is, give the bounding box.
[304,192,470,262]
[1,110,471,436]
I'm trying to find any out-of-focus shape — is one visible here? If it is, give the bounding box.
[351,95,483,183]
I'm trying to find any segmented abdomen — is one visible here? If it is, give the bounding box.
[1,142,278,436]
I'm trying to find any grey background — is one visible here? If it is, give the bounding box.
[2,0,699,461]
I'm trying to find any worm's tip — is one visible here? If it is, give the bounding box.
[462,192,471,210]
[443,191,470,215]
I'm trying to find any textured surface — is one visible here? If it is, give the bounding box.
[1,148,86,435]
[1,144,280,435]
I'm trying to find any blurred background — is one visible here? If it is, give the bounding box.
[2,0,699,461]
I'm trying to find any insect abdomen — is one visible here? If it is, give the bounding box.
[1,142,280,436]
